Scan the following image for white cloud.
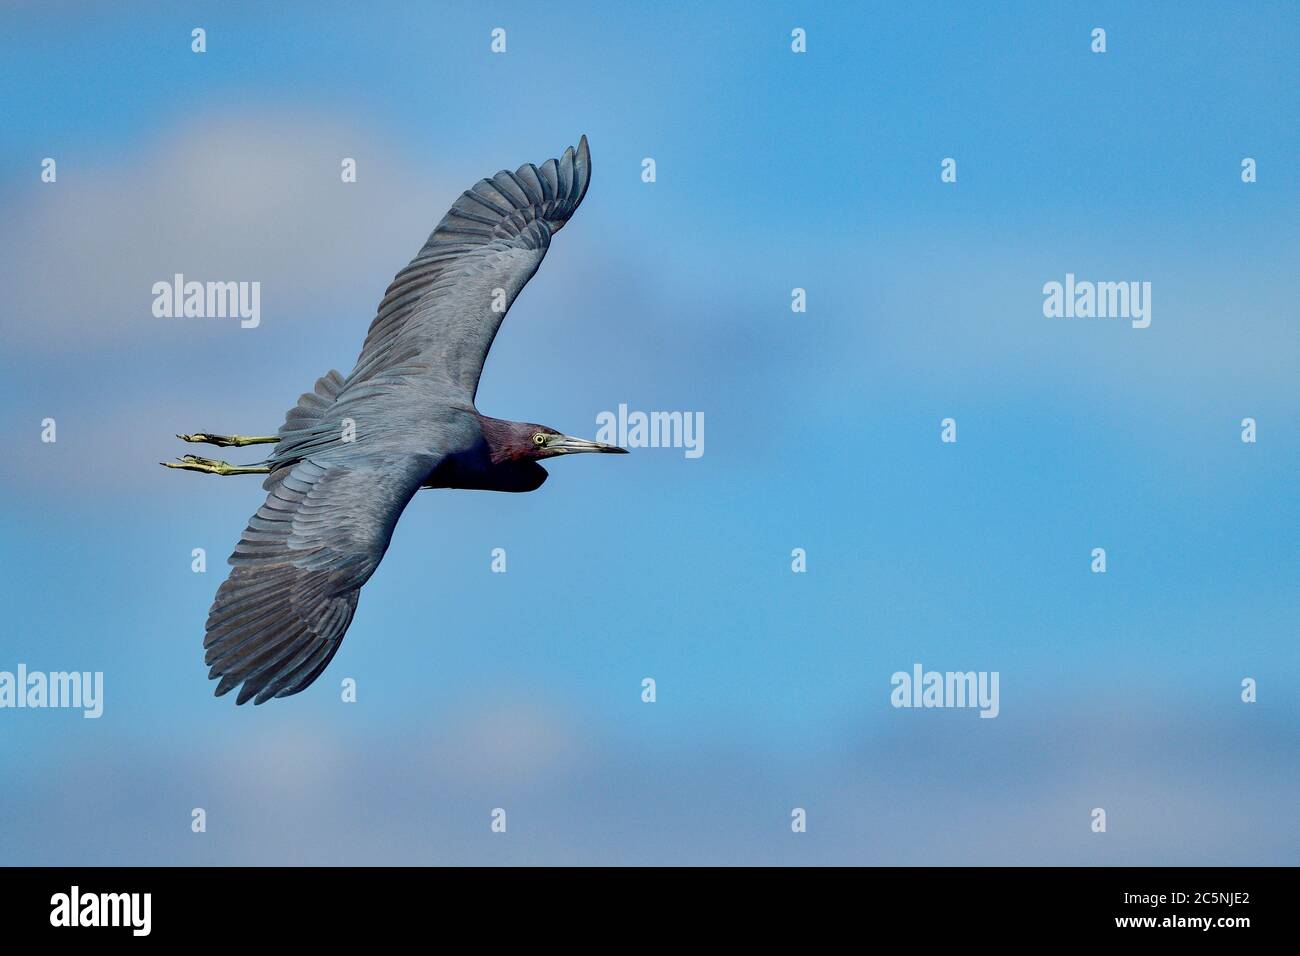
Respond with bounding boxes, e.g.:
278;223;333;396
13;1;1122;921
2;107;456;351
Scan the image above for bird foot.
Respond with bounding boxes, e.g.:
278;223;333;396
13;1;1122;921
161;455;271;476
177;432;278;447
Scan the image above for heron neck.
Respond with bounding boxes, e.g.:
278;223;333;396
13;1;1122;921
475;414;525;465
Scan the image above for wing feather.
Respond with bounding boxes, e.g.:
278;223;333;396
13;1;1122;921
203;452;438;704
267;138;590;470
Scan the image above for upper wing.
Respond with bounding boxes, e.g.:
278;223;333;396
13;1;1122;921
345;135;592;402
267;137;590;468
203;452;437;705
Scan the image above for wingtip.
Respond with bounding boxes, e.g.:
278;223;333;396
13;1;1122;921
574;135;591;200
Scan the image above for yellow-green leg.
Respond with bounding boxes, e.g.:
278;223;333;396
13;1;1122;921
177;433;278;448
160;455;271;476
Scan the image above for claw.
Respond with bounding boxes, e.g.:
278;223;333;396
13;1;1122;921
177;433;234;447
160;455;270;476
177;433;277;447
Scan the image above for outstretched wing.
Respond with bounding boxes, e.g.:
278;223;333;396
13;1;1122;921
268;137;591;469
203;452;437;705
345;134;592;402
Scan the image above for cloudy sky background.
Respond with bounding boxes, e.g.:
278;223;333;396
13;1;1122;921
1;2;1296;864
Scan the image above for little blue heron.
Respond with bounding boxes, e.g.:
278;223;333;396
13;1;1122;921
163;136;625;705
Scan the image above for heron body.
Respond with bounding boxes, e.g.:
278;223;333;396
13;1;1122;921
164;137;624;705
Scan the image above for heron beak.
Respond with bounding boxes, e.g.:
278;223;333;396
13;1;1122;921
548;435;629;455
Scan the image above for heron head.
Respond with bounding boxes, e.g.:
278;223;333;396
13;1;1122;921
522;425;629;460
479;416;628;465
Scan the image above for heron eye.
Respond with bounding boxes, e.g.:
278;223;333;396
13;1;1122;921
533;433;547;446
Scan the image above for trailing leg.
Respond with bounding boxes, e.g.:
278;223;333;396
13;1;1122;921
161;455;271;476
177;433;278;448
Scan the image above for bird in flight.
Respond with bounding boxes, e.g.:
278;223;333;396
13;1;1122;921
162;136;625;705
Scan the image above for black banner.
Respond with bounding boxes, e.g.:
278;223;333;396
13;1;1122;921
0;866;1281;940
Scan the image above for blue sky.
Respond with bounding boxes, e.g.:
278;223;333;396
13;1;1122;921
0;1;1296;864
